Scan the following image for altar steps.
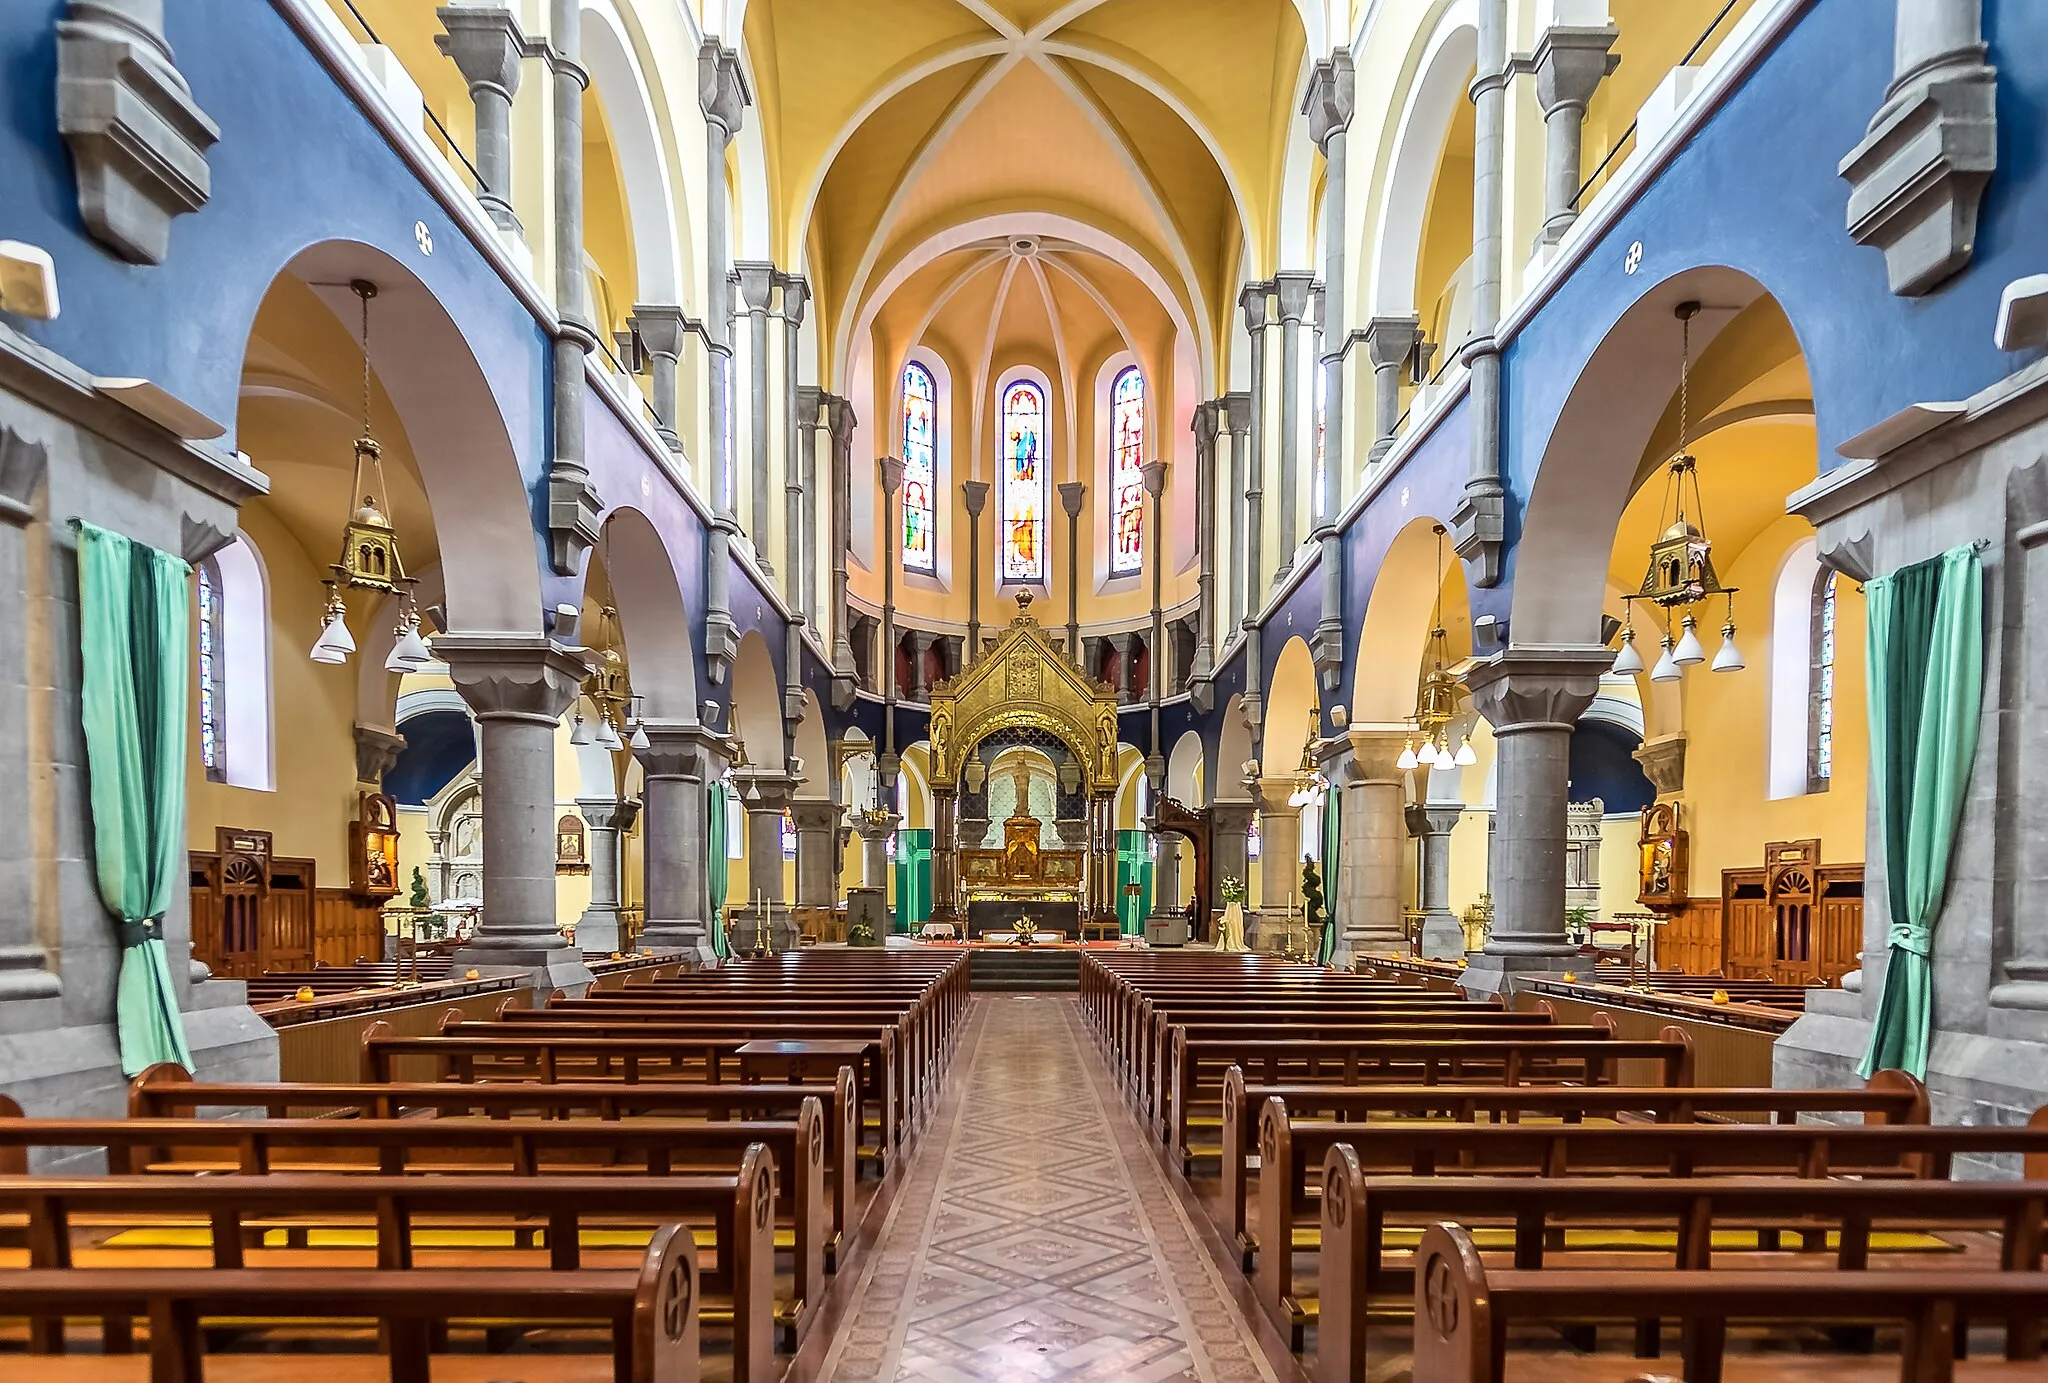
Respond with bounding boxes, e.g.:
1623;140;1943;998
969;948;1081;992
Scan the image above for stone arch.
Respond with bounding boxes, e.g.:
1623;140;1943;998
581;0;688;306
1166;730;1205;805
597;505;700;722
792;689;831;801
1350;515;1469;723
1216;692;1256;798
1367;0;1476;319
1510;266;1779;646
1261;635;1320;771
730;630;784;768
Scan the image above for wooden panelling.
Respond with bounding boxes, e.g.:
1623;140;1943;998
1518;991;1777;1090
1657;898;1723;976
275;985;530;1085
313;889;387;967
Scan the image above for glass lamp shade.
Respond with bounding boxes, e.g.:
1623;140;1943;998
596;718;625;752
1454;739;1477;767
1421;742;1445;769
629;720;652;751
386;623;433;673
1396;743;1419;771
311;613;355;664
1711;623;1745;672
1650;636;1682;683
569;714;593;746
1610;627;1644;676
1672;614;1707;665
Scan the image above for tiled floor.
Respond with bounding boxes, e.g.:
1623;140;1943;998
807;996;1295;1383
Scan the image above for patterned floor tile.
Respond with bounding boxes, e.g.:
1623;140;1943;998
811;996;1285;1383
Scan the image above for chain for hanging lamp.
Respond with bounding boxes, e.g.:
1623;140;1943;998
1399;524;1471;770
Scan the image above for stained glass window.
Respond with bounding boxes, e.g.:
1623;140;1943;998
781;809;799;859
1810;570;1838;790
901;362;936;572
1109;367;1145;575
1000;381;1045;583
197;558;225;782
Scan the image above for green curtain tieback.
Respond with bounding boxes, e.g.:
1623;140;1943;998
1885;923;1931;957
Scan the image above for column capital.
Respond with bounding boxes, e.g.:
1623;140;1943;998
435;633;585;723
353;722;408;786
734;767;799;813
1222;390;1253;434
1192;398;1221;446
1364;314;1425;369
697;39;750;135
1424;804;1465;836
879;455;904;494
852;808;901;840
1301;49;1356;152
1058;481;1086;518
1139;459;1168;498
633;720;731;780
1464;647;1612;733
1520;25;1620;115
435;6;527;93
789;798;840;830
1273;270;1317;324
734;261;777;313
962;480;990;516
824;393;857;434
1253;775;1302;815
1239;280;1274;333
795;382;824;422
1632;732;1687;797
1330;726;1411;782
628;302;690;357
778;272;810;326
575;795;641;833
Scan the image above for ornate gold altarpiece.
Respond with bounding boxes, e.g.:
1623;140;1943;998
927;594;1121;925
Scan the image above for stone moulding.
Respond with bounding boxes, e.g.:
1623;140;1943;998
1840;60;1997;297
56;3;220;265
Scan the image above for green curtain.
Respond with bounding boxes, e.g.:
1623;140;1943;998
894;829;933;930
707;781;729;959
1858;545;1983;1080
1115;829;1154;936
1317;790;1341;965
73;521;196;1077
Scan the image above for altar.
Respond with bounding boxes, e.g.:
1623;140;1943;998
966;898;1081;940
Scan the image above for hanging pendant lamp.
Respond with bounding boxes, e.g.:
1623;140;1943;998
1611;624;1644;676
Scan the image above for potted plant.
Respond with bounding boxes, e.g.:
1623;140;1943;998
1566;905;1595;947
847;921;880;948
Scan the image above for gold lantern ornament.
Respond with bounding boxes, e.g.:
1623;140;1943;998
568;602;652;753
1610;302;1745;684
1397;525;1477;771
311;281;432;672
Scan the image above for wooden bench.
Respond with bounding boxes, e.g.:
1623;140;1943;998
0;1164;777;1381
1214;1069;1933;1265
0;1220;700;1383
1115;995;1484;1099
1408;1221;2048;1383
1312;1161;2048;1379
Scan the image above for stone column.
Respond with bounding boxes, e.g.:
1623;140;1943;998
733;770;796;948
1416;804;1465;959
1223;392;1251;632
1254;777;1303;920
879;457;902;710
1841;0;1996;295
790;799;839;910
573;795;638;954
1521;16;1619;245
1271;271;1315;587
542;0;600;576
1189;401;1219;699
698;41;748;683
827;395;858;705
634;722;727;961
1147;819;1183;928
1058;482;1085;657
796;385;823;622
854;811;899;892
1210;799;1254;928
907;631;935;698
735;262;776;576
1306;53;1355;689
963;481;989;662
0;431;54;1000
1109;633;1134;703
1239;285;1271;621
930;787;959;923
1452;0;1510;587
438;633;593;993
628;304;687;451
1459;648;1610;996
435;6;526;235
1364;316;1423;467
780;274;809;599
1329;728;1411;961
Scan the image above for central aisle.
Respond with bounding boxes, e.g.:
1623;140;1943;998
809;995;1289;1383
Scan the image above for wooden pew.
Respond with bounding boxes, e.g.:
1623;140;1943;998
1406;1221;2048;1383
1117;994;1480;1098
1;1220;702;1383
1213;1068;1932;1266
0;1164;778;1382
0;1101;829;1337
1313;1161;2048;1380
1166;1030;1696;1170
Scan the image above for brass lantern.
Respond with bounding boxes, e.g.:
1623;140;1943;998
569;603;648;753
1398;525;1475;770
1612;302;1744;683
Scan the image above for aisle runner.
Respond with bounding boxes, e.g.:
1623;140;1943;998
817;995;1280;1382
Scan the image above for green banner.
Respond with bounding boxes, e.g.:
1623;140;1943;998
894;828;933;930
1115;829;1154;936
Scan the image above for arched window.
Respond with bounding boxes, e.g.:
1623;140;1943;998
196;556;226;783
900;362;937;573
1809;568;1838;793
1109;367;1145;575
1000;380;1045;583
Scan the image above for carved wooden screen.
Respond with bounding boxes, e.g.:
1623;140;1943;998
189;828;317;977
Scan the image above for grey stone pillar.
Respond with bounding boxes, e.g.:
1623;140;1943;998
574;795;638;954
880;457;902;712
1239;285;1271;621
699;41;748;684
827;395;858;705
0;432;55;1000
735;262;776;576
1211;798;1254;923
780;274;809;598
439;633;594;993
632;723;726;961
1109;634;1134;703
1364;316;1423;466
1330;729;1409;961
1223;392;1251;633
542;0;601;576
1459;648;1609;996
733;771;797;948
1271;271;1314;588
930;788;960;923
790;799;839;909
1149;819;1183;917
1188;401;1219;703
631;304;687;451
855;811;899;894
1520;21;1619;245
435;6;526;235
1059;482;1085;657
55;0;219;265
1254;778;1302;918
796;385;823;625
963;481;989;661
1841;0;1996;295
1306;53;1354;692
1418;804;1465;959
1452;0;1509;588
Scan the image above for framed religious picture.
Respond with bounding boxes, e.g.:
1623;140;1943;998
556;814;588;873
1637;801;1688;910
348;792;400;899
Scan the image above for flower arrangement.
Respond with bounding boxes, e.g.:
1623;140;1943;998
847;921;879;948
1220;876;1248;906
1012;916;1039;944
